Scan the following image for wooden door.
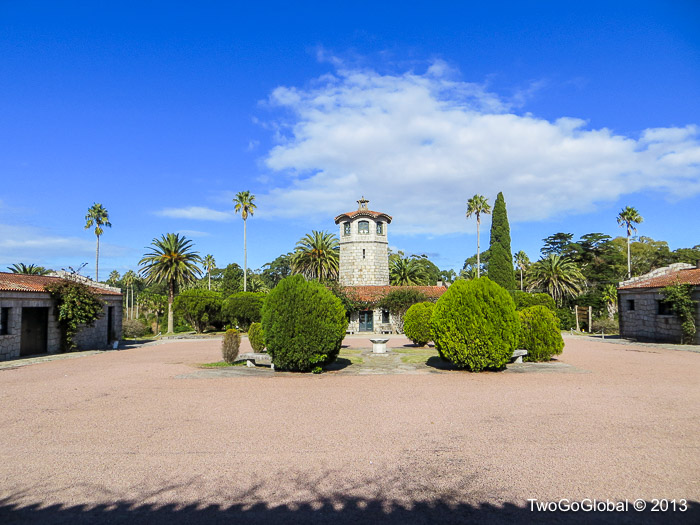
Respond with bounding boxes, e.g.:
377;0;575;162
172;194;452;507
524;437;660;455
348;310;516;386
359;310;374;332
20;307;49;356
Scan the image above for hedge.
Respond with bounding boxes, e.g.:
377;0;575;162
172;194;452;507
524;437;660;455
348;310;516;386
517;305;564;361
403;302;434;346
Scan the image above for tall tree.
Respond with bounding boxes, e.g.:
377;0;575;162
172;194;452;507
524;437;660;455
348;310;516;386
465;195;491;278
84;203;111;282
233;191;257;292
107;270;120;286
203;254;216;291
540;233;574;257
526;254;585;307
122;270;136;320
487;192;516;290
291;230;339;281
513;250;530;291
7;263;49;275
138;233;203;333
617;206;643;279
389;256;428;285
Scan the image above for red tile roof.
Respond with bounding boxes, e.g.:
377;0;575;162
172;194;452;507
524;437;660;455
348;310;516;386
334;209;393;224
0;273;122;295
618;268;700;290
343;285;447;303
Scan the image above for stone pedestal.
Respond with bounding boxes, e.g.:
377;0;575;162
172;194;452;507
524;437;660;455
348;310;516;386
370;338;389;354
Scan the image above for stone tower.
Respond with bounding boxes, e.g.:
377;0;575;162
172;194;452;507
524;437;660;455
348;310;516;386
334;197;392;286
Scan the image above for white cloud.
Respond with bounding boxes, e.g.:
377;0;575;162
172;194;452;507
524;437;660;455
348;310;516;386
176;229;212;238
155;206;233;222
257;65;700;235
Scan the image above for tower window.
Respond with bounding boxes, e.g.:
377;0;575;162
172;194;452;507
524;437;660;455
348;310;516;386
362;249;366;259
376;222;383;235
343;222;351;235
358;220;369;234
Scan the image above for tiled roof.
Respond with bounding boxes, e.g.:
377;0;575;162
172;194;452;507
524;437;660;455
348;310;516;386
618;267;700;290
343;285;447;303
0;273;122;295
334;209;393;224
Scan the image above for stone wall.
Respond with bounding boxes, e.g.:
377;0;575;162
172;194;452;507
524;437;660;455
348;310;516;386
0;291;123;361
618;288;700;344
338;217;390;286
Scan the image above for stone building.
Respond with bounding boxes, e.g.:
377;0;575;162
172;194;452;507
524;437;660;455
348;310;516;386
0;272;123;361
617;262;700;344
334;198;447;333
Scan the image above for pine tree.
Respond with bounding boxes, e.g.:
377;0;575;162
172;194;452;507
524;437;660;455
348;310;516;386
487;192;517;290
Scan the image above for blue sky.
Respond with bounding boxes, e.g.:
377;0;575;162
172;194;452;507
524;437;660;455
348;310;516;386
1;1;699;279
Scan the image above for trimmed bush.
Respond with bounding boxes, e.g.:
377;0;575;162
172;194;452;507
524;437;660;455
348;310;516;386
122;319;149;339
261;275;347;372
173;289;222;333
430;277;519;371
222;292;265;330
222;329;241;364
510;290;556;312
248;322;265;352
403;302;435;346
517;306;564;362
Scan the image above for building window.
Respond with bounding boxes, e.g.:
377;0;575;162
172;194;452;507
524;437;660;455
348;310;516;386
0;307;9;335
358;220;369;234
343;222;351;235
382;310;390;324
362;249;366;259
657;300;672;316
627;300;635;311
376;222;383;235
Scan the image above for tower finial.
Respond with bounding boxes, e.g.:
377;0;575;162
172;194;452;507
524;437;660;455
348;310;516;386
357;196;369;210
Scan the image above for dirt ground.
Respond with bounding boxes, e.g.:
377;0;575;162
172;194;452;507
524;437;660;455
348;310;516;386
0;335;698;524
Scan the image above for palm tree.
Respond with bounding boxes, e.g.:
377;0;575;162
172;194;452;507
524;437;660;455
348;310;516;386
203;254;216;290
616;206;643;279
7;263;49;275
466;195;491;278
107;270;120;286
84;203;111;282
390;257;428;285
526;254;586;307
601;283;618;320
291;230;340;281
122;270;136;320
513;251;530;291
139;233;202;333
233;191;257;292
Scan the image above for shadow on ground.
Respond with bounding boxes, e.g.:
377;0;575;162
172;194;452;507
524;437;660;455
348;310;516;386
1;496;696;524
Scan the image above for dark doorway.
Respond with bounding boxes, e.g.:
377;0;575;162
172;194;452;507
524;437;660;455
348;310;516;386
107;306;114;344
20;307;49;356
359;310;374;332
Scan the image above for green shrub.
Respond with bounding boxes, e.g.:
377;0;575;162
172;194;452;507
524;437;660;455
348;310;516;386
556;307;576;330
430;277;518;371
378;288;429;333
591;317;619;335
222;329;241;364
248;322;265;352
517;306;564;362
222;292;265;330
173;289;222;333
403;302;434;346
261;274;347;372
510;290;556;312
45;280;105;351
122;319;149;339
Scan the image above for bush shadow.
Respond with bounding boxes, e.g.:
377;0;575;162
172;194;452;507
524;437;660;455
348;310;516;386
324;357;353;371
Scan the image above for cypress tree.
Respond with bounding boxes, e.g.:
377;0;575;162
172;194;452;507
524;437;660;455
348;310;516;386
487;192;517;290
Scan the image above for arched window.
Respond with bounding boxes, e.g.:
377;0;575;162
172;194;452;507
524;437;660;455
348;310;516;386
358;220;369;234
343;222;351;235
376;222;383;235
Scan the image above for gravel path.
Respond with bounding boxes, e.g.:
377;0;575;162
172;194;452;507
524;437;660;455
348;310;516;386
0;335;698;523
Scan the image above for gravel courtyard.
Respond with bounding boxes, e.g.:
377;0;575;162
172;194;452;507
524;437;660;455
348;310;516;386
0;335;698;524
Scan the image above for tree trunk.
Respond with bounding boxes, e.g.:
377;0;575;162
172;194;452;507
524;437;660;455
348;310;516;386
208;271;211;291
243;218;247;292
95;235;100;282
167;281;174;334
520;268;523;291
626;233;631;279
476;219;480;278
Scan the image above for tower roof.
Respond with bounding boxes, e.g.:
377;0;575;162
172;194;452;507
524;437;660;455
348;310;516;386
334;197;392;224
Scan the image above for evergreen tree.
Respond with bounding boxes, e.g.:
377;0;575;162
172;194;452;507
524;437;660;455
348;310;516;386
487;192;517;290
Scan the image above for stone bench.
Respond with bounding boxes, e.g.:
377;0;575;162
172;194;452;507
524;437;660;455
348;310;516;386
370;338;389;354
511;349;528;363
238;352;274;370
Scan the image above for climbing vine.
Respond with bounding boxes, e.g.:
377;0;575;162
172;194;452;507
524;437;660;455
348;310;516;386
662;281;697;344
45;280;105;352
